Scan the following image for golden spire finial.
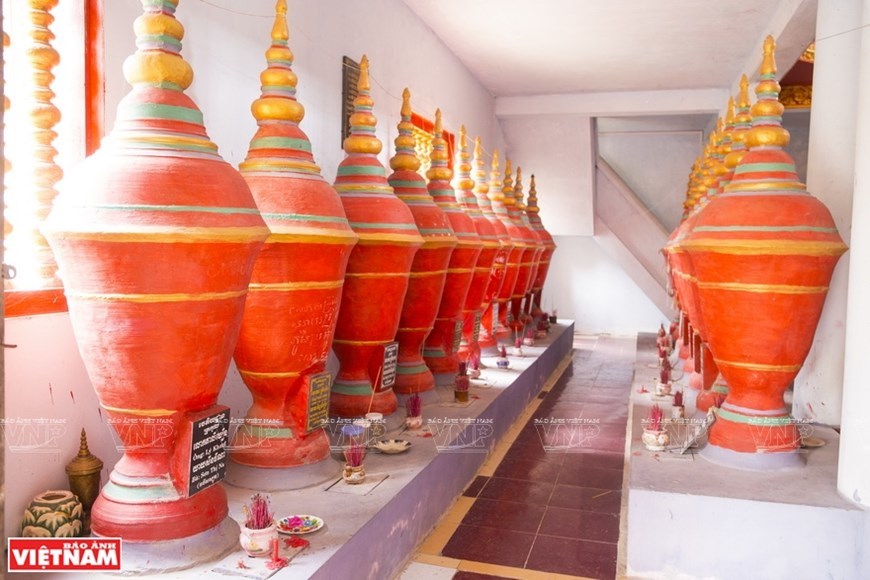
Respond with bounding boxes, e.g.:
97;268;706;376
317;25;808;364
488;149;503;201
511;166;524;209
427;108;452;182
251;0;303;124
725;97;735;127
745;36;789;149
761;35;777;77
738;74;751;110
343;54;382;155
453;125;475;193
473;137;490;198
498;158;514;204
123;0;194;90
527;174;540;214
359;54;371;92
390;87;420;171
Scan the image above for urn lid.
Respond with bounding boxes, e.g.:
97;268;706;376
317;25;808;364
334;58;423;248
239;0;356;244
427;112;479;244
388;91;457;248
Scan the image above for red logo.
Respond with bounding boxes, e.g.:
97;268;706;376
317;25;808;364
8;538;122;572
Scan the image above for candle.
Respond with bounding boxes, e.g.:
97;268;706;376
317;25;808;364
271;537;279;562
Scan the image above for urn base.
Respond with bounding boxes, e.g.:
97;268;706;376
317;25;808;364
104;516;239;574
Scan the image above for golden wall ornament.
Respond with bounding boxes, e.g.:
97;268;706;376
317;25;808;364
780;85;812;109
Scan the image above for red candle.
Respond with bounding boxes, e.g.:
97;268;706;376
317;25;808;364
271;537;279;562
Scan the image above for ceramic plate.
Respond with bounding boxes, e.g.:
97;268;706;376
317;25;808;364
277;514;324;535
801;436;826;448
375;439;411;454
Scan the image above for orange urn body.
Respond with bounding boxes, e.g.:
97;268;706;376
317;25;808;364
43;0;269;542
457;137;502;361
525;175;557;318
479;151;519;351
683;39;847;467
330;59;424;417
231;7;357;469
390;97;457;395
423;122;482;385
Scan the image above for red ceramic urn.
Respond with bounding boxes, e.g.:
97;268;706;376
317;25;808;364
43;0;269;544
423;117;482;386
506;167;542;331
391;95;457;395
330;59;424;417
479;152;521;350
683;37;847;467
231;4;357;470
524;175;556;321
456;136;501;361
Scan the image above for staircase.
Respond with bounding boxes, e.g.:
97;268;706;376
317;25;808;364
594;157;675;318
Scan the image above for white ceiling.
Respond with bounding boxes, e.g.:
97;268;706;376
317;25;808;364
400;0;809;97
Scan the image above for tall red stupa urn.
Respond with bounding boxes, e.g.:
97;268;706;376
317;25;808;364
391;95;457;395
456;135;502;362
423;115;482;386
230;1;357;476
506;167;542;332
490;159;529;340
481;152;521;348
42;0;269;566
683;37;847;469
524;175;557;320
330;60;424;417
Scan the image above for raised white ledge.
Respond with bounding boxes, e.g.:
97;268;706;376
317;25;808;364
494;88;729;118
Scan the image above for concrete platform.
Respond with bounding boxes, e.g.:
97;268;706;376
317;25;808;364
23;322;573;579
626;334;870;580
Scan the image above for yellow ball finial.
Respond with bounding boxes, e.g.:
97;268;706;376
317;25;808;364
123;0;194;90
427;109;453;182
343;54;382;155
488;149;503;201
473;137;490;198
527;174;540;214
512;166;524;209
453;125;475;192
745;36;789;149
390;87;420;171
498;158;514;204
251;0;303;125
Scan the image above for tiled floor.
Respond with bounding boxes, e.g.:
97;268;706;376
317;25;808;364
405;335;636;580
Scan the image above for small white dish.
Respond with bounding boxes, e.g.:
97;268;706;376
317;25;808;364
375;439;411;454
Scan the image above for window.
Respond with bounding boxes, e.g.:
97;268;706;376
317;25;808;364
2;0;103;316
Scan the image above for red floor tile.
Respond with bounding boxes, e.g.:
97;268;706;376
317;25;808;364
493;454;563;482
561;451;624;471
477;477;555;506
558;464;624;490
452;572;514;580
461;497;546;533
548;484;622;513
442;525;535;568
463;475;491;498
526;535;617;578
539;506;620;543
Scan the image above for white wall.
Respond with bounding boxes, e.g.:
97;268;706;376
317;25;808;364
541;235;669;336
104;0;505;175
499;115;596;236
597;131;701;233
